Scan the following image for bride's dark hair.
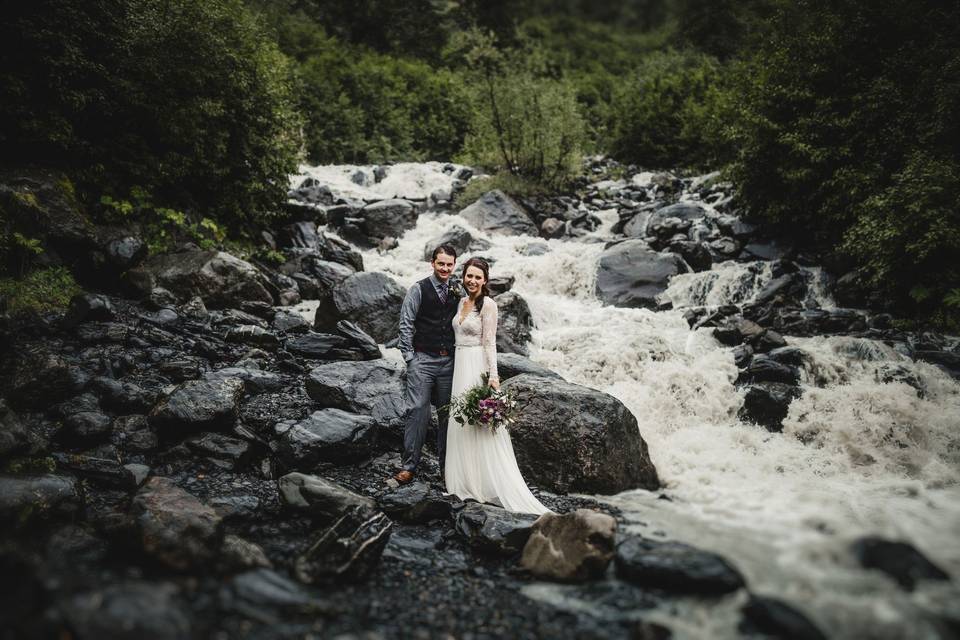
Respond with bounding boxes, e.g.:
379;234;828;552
462;257;491;313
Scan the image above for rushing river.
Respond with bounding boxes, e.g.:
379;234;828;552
297;163;960;639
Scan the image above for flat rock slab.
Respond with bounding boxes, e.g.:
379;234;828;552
377;481;454;523
277;472;376;525
615;535;746;595
595;240;689;309
458;190;538;236
305;359;405;430
274;408;377;468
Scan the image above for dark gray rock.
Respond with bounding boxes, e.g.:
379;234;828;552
644;203;709;236
851;537;950;590
112;415;158;454
305;359;406;438
361;199;418;241
736;355;801;386
315;272;404;343
459;190;538;236
0;400;41;459
503;375;659;494
149;377;244;438
225;325;280;349
488;275;515;296
276;221;319;250
615;535;746;595
742;240;794;261
52;453;136;490
377;482;453;523
90;377;158;413
60;581;191;640
495;291;535;356
766;346;808;368
277;472;376;524
8;352;89;411
668;240;712;272
874;364;925;398
205;367;286;395
294;510;393;584
61;411;113;443
497;353;563;381
455;503;538;556
521;509;617;582
219;568;336;624
130;476;223;570
285;326;379;361
738;383;803;432
0;474;80;525
127;250;273;307
105;235;148;271
274;409;376;468
422;225;492;261
62;293;116;328
739;595;827;640
595;240;689;309
185;432;255;470
335;320;382;360
271;309;311;334
219;534;273;572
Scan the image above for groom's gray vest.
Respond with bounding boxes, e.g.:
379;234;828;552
413;277;457;354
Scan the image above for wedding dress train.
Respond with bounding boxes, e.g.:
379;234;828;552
444;297;551;516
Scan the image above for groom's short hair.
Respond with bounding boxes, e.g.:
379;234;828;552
431;245;457;262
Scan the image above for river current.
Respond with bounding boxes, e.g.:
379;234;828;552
295;163;960;639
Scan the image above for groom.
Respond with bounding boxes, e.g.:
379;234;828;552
391;245;459;485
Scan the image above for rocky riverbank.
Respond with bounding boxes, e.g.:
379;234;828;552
1;160;955;639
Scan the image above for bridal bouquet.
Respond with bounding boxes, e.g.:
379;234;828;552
447;373;519;432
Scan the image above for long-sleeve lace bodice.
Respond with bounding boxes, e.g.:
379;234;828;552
453;297;499;381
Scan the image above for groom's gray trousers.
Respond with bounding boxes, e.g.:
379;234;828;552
402;351;454;473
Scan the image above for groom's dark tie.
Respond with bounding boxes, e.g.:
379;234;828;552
437;282;448;304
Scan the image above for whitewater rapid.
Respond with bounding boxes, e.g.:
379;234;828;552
305;165;960;639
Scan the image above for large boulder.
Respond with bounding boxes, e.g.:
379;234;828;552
422;225;492;261
495;291;535;356
458;190;538;236
377;482;453;524
314;272;404;343
615;535;746;595
497;353;563;381
127;250;274;307
851;537;950;590
644;202;710;236
501;375;659;494
304;359;406;441
294;510;393;584
520;509;617;582
149;377;244;439
738;383;802;433
274;409;377;468
360;199;418;241
130;476;223;570
595;240;689;309
0;474;81;526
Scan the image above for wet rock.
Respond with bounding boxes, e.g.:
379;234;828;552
851;536;950;590
219;568;336;623
377;482;453;523
742;240;794;261
272;309;311;333
739;595;826;640
105;235;148;271
732;344;754;369
0;400;41;458
149;377;244;438
455;503;538;556
0;474;80;525
335;320;382;360
59;581;191;640
753;273;807;307
915;350;960;379
459;190;538;236
644;202;709;236
130;476;223;570
736;355;801;386
60;411;113;444
220;534;273;572
713;317;765;347
277;472;377;524
52;453;136;490
90;377;157;413
497;353;563;381
62;293;116;328
595;240;689;309
8;352;89;411
128;250;273;307
874;364;925;398
502;375;659;494
111;415;158;454
294;510;393;583
205;367;286;395
185;432;254;470
274;409;377;468
668;240;712;272
541;217;565;239
305;359;405;441
54;392;101;418
519;242;550;256
315;272;405;343
487;275;515;296
615;535;746;595
753;329;787;353
225;325;280;349
521;509;617;582
276;221;320;250
285;329;378;361
495;291;535;356
360;199;418;242
765;346;807;368
738;383;802;432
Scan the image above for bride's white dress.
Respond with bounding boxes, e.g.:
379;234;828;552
444;296;551;515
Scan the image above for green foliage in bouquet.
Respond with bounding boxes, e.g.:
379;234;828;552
445;373;520;432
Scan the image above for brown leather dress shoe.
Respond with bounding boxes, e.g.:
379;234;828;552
392;470;414;485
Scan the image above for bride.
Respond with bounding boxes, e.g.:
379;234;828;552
444;257;552;516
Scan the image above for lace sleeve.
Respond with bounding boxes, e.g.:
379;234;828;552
480;298;499;381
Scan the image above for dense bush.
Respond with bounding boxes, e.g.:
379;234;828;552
0;267;82;315
725;0;960;321
0;0;302;227
608;50;727;169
